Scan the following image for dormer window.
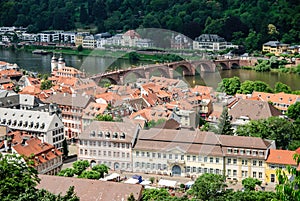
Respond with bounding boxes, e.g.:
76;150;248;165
227;148;232;154
40;123;45;129
12;120;17;126
29;122;34;128
7;120;11;125
34;122;39;129
18;121;23;127
105;132;110;138
113;132;118;139
120;133;125;139
98;131;103;137
234;149;238;154
23;121;28;127
90;131;96;137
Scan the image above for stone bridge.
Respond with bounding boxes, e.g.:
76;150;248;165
89;59;246;85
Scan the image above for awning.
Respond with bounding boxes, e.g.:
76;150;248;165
124;178;139;184
100;173;120;181
185;181;195;187
158;179;177;188
140;180;152;186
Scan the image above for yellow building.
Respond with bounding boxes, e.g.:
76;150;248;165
262;41;289;56
265;149;300;184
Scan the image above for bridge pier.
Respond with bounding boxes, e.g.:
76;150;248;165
168;68;173;79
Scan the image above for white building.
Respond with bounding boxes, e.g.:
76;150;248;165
78;121;141;171
0;107;64;150
193;34;237;52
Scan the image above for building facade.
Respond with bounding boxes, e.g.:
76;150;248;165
78;121;141;171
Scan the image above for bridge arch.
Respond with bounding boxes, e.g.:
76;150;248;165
194;62;213;75
172;63;194;77
218;62;229;70
122;71;146;84
147;66;170;78
230;62;240;69
97;77;118;86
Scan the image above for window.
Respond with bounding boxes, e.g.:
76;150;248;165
187;155;190;161
227;158;231;164
215;169;220;174
169;154;172;159
246;150;251;155
233;170;237;176
259;172;263;178
152;153;156;158
193;156;196;161
193;167;197;173
147;152;150;157
141;152;145;157
259;161;263;167
210;157;213;163
181;155;184;160
158;153;161;158
227;169;231;176
259;151;264;156
197;167;202;173
240;149;245;155
242;171;248;177
234;149;238;154
216;158;220;163
227;148;232;153
252;150;258;156
186;166;191;173
233;159;237;165
242;159;248;166
253;160;257;166
210;168;214;174
198;156;202;162
204;157;208;162
98;131;103;137
163;154;166;159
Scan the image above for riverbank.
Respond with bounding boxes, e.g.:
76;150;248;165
240;65;300;75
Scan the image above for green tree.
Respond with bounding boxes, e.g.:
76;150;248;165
215;107;234;135
255;60;271;72
92;164;109;178
72;160;90;176
236;117;296;149
78;170;101;180
190;173;227;201
217;77;241;95
242;178;262;191
142;188;170;201
77;44;83;52
40;80;53;90
0;153;79;201
57;168;74;177
287;102;300;121
0;153;39;199
274;82;292;93
276;153;300;201
128;52;140;61
95;114;114;121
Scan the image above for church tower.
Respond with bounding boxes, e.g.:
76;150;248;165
51;53;58;72
57;54;66;69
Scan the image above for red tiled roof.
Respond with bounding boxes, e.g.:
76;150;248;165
266;149;299;166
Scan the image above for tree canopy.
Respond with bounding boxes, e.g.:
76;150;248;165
0;153;79;201
236;116;300;150
1;0;300;52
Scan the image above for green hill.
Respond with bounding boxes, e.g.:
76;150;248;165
1;0;299;51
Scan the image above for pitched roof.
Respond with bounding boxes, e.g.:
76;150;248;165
252;91;299;111
82;102;107;120
218;135;272;150
44;92;94;108
266;149;299;166
229;99;282;121
13;138;62;166
37;175;143;201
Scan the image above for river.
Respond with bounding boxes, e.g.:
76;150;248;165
0;49;299;90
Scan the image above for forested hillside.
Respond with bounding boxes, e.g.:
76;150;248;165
1;0;300;51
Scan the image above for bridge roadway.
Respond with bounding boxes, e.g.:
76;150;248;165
89;58;247;85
